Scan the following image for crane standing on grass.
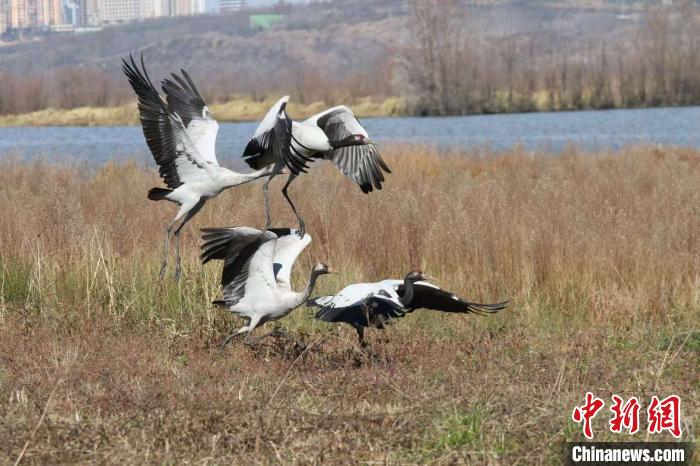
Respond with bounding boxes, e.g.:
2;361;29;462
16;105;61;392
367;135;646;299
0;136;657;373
242;96;391;237
123;54;275;280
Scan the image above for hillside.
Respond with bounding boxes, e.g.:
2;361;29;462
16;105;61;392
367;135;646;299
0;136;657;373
3;0;696;120
0;1;631;82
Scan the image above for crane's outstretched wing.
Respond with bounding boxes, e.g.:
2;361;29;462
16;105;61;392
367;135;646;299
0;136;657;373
242;96;310;174
270;228;312;290
313;293;405;329
310;282;405;327
394;282;508;316
242;96;288;169
201;227;265;264
161;69;220;167
200;227;278;306
306;106;391;193
122;54;217;188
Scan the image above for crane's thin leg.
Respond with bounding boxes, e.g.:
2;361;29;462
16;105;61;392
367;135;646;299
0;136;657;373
356;326;368;348
159;219;178;279
255;326;287;342
281;173;303;237
220;325;250;350
242;316;263;348
172;199;206;281
262;173;276;232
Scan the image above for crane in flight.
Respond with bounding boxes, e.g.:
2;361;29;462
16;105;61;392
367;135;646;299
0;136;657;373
242;97;391;237
123;54;275;280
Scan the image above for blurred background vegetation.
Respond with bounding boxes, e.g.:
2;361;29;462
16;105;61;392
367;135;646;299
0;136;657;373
3;0;700;120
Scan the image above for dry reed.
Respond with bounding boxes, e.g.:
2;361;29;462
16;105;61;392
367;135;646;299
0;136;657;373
0;145;697;464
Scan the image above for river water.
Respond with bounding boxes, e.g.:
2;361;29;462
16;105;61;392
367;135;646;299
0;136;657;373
1;106;698;167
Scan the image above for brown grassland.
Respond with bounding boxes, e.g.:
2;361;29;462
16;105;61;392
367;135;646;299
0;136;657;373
0;146;698;464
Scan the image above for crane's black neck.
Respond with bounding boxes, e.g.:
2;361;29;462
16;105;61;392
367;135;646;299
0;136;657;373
399;274;416;307
302;269;321;303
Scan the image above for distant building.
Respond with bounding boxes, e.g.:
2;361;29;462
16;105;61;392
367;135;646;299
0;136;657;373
97;0;139;23
219;0;244;13
0;0;11;33
0;0;239;35
2;0;63;29
191;0;205;14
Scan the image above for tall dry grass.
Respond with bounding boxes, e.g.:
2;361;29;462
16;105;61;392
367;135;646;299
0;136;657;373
1;145;698;330
0;146;697;463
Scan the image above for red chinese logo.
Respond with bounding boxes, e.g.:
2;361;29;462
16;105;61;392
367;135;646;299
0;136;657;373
572;393;683;439
609;395;640;434
572;392;605;439
647;395;682;438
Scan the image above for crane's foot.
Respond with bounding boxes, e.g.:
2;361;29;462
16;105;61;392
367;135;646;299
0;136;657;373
173;266;182;282
360;342;379;359
270;326;287;338
158;261;167;280
219;333;241;351
292;338;307;352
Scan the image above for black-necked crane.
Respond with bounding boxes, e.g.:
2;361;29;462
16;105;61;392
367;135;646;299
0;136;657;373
122;55;275;280
200;226;335;348
242;97;391;237
309;270;508;347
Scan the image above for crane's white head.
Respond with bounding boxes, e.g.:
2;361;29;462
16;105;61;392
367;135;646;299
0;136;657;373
313;263;336;275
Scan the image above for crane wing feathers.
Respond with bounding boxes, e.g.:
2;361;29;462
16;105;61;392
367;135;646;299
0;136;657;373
397;283;508;315
243;97;311;174
220;239;265;304
200;227;265;264
275;110;311;175
314;296;405;329
161;70;219;167
200;227;278;306
243;239;279;299
311;281;404;327
272;231;311;289
161;71;206;126
123;54;217;187
312;106;391;193
122;54;181;189
242;96;289;169
307;295;334;308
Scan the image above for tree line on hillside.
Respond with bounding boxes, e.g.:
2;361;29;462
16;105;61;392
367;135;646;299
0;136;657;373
1;1;700;117
402;0;700;115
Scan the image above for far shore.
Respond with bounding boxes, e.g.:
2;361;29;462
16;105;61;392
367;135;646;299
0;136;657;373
3;96;699;128
0;96;408;127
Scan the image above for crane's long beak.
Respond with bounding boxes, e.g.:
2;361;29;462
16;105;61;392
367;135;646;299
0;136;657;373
367;139;378;146
327;267;339;274
422;274;437;282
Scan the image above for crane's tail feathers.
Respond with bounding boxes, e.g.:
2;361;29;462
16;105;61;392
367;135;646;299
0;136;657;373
313;306;335;321
147;187;173;201
242;152;276;170
466;300;509;316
